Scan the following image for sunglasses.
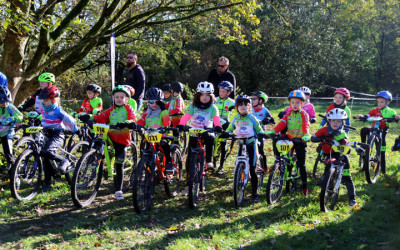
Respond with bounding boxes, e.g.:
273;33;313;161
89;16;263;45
218;65;226;68
250;97;258;100
126;56;135;59
148;100;156;104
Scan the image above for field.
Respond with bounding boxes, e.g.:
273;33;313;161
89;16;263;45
0;102;400;249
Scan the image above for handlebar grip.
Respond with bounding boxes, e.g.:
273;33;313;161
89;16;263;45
344;125;356;130
318;114;326;119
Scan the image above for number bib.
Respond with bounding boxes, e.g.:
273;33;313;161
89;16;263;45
25;126;43;133
145;133;163;143
189;128;207;137
332;145;351;154
93;124;110;135
276;140;294;153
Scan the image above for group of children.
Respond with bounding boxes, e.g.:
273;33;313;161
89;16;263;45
1;69;400;205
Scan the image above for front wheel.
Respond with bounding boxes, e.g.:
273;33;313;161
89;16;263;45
132;159;155;213
71;149;103;208
165;145;183;197
233;162;246;207
365;135;381;184
122;142;138;192
266;162;285;204
65;141;90;185
10;149;43;201
188;153;203;209
320;167;340;212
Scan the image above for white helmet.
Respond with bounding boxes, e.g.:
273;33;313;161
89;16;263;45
197;81;214;94
327;108;348;120
298;86;311;95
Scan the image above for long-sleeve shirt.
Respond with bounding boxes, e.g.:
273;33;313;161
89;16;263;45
313;126;348;154
42;105;78;132
126;64;146;101
273;109;310;139
226;114;264;138
169;95;184;127
76;97;103;115
283;102;316;119
0;104;23;138
365;106;397;129
137;109;170;128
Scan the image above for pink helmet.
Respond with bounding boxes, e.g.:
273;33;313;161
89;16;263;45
334;87;350;99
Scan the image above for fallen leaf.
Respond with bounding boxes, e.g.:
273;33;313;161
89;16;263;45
94;242;102;247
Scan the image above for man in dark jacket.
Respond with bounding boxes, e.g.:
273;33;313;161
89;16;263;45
125;52;146;111
207;56;236;98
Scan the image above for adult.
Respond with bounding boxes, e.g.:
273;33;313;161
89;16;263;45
207;56;236;98
125;52;146;111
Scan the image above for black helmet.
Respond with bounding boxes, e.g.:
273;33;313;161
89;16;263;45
145;87;164;100
161;84;171;92
86;84;102;94
235;95;251;105
0;86;12;104
171;82;184;93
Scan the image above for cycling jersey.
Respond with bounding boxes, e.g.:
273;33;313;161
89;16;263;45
127;98;137;112
41;104;78;132
0;104;23;138
274;109;310;139
366;106;397;129
184;103;219;129
226;114;263;138
215;97;235;122
77;97;103;115
137;109;170;128
314;126;348;154
20;89;44;113
93;104;136;146
252;105;272;122
169;95;184;127
284;102;316;119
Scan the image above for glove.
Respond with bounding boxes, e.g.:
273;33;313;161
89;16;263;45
214;126;222;133
116;122;129;129
278;111;286;119
265;131;274;135
220;131;230;138
302;134;311;142
176;125;185;132
128;122;137;130
310;118;317;124
18;106;24;112
156;101;166;111
78;114;91;123
262;117;274;125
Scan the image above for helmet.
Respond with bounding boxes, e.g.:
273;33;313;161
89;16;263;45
38;85;60;99
0;72;8;87
196;81;214;94
235;95;251;105
327;108;348;120
123;85;135;97
288;90;305;101
145;87;164;100
161;83;171;92
0;86;12;104
298;86;311;95
112;85;131;99
38;72;55;84
251;91;268;103
171;82;184;93
86;84;102;94
218;81;234;92
375;90;392;101
334;88;350;99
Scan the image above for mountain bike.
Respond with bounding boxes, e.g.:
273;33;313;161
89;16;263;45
132;126;182;213
213;131;235;173
70;122;138;208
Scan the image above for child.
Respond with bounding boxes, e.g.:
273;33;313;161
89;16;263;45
177;81;222;170
79;85;136;200
0;71;8;87
19;72;56;114
136;88;174;174
266;90;310;196
215;81;235;173
222;95;265;202
123;85;137;112
355;91;400;174
311;108;357;207
279;86;316;123
75;84;103;115
39;86;78;192
319;88;351;133
169;82;185;127
161;83;172;110
0;86;23;169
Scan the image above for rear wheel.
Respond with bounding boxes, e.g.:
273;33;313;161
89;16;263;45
10;149;42;201
285;163;298;194
266;162;285;204
132;159;155;213
233;162;246;207
165;145;183;197
122;142;138;192
65;141;90;185
320;167;340;212
365;135;381;184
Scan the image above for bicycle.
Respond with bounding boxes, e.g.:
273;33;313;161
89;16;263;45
354;116;398;184
213;130;235;173
70;122;138;208
9;126;89;201
265;134;301;204
132;126;182;213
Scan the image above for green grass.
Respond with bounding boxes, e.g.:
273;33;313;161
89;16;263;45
1;103;400;249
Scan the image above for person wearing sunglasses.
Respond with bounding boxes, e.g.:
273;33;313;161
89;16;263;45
125;52;145;112
207;56;236;98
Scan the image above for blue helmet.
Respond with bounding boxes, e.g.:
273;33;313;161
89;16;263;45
288;90;305;101
0;86;12;104
235;95;251;105
376;91;392;102
0;72;7;87
218;81;234;92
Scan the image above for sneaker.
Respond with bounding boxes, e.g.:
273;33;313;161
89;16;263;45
42;182;52;193
164;162;175;175
217;167;224;175
349;199;357;207
302;189;309;197
392;137;400;151
207;162;214;171
251;194;260;203
115;190;124;200
57;159;71;173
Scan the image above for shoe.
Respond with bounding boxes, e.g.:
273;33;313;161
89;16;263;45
217;167;224;175
115;190;124;200
42;182;52;193
392;138;400;151
349;199;357;207
207;162;214;171
164;162;175;175
251;194;260;203
57;159;71;173
302;189;309;197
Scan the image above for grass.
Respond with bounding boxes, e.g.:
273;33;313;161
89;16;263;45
0;103;400;249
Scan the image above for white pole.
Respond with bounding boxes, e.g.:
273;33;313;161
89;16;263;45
110;32;116;105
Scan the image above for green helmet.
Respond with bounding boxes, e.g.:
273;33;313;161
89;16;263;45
112;85;131;98
251;91;268;103
38;72;55;83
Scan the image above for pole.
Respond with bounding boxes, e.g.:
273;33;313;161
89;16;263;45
110;32;116;105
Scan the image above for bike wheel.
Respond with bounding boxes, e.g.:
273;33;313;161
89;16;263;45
320;168;340;211
65;141;90;186
132;159;155;213
188;153;202;208
285;163;298;194
122;142;138;192
10;149;43;201
71;149;103;208
266;162;285;204
13;136;35;156
165;145;183;197
66;134;81;151
312;150;325;179
256;155;267;193
180;132;188;155
233;162;246;207
365;135;381;184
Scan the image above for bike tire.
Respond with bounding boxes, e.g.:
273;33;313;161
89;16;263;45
165;145;183;197
71;149;103;208
132;159;155;213
257;155;267;193
233;162;246;207
65;141;90;186
312;150;325;179
122;141;138;192
188;152;202;209
266;162;285;204
320;167;340;212
285;162;298;194
365;135;381;184
10;149;43;201
13;136;35;156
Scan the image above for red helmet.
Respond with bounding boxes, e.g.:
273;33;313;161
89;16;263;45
38;85;60;99
334;87;350;99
